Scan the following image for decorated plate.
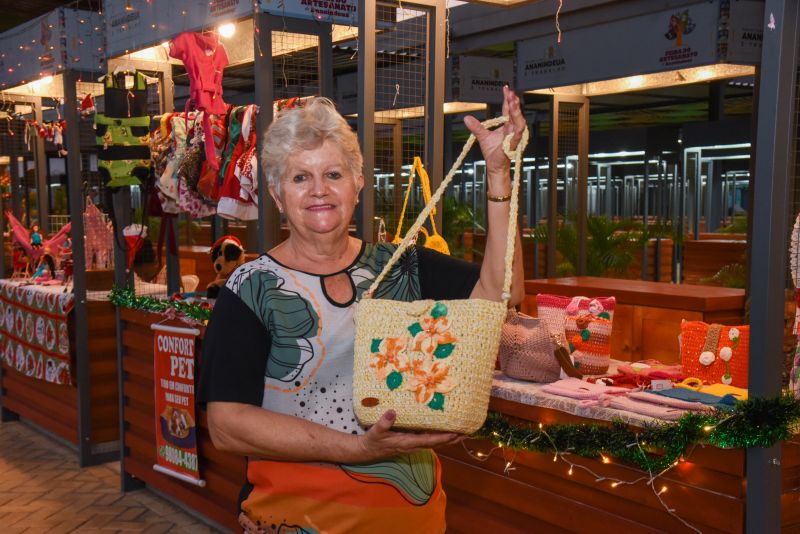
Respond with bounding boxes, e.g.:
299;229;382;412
45;321;56;351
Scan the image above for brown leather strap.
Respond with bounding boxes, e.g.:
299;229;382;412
554;345;583;378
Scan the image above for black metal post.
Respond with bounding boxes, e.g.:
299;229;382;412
63;70;92;466
357;0;377;241
747;1;799;532
32;98;48;230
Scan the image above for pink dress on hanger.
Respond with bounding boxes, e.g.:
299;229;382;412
169;32;229;170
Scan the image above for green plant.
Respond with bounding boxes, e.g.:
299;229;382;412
719;215;748;234
700;262;746;288
441;196;483;258
530;216;650;277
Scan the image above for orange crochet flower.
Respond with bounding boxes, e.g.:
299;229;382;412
369;337;409;380
405;358;456;404
412;316;456;355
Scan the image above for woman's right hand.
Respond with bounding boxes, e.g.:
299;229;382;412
352;410;463;463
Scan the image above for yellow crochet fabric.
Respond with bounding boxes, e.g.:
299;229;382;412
675;378;748;400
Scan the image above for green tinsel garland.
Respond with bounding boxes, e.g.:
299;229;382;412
109;286;212;323
474;394;800;472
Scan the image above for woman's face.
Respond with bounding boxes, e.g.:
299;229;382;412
272;139;363;236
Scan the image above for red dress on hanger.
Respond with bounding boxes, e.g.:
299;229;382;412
169;32;229;170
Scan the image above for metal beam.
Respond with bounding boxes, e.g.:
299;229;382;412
32;99;47;229
426;1;445;234
577;97;588;276
547;97;558;277
357;0;377;241
63;70;92;466
747;1;800;532
255;12;278;253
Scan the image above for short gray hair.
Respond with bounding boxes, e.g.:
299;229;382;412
261;97;363;194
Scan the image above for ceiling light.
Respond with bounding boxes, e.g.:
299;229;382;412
218;23;236;39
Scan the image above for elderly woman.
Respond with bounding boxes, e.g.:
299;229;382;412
199;87;526;533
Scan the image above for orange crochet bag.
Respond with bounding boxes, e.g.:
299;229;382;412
680;321;749;388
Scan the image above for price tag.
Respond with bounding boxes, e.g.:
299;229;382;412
124;75;134;89
650;380;673;391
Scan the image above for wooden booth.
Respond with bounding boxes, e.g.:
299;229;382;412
0;7;120;466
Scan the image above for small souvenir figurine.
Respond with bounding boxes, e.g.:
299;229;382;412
59;234;72;260
206;235;245;299
30;224;42;249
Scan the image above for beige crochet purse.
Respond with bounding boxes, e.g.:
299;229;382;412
353;116;528;434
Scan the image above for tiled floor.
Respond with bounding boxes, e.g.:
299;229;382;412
0;419;224;533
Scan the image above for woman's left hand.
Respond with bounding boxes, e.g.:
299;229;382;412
463;86;527;196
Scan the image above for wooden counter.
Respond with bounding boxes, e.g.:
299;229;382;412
118;308;800;533
119;308;244;532
439;395;800;533
522;277;746;363
1;299;119;451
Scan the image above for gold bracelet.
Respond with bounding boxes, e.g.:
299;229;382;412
487;193;512;203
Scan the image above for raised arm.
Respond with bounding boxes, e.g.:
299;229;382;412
464;86;526;306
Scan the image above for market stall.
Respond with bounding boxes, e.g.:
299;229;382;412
0;6;120;466
103;0;800;532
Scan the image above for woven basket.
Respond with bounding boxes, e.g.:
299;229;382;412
354;116;528;434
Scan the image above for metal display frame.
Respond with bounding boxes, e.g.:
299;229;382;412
357;0;446;241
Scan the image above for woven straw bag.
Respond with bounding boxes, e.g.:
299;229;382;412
354;116;528;434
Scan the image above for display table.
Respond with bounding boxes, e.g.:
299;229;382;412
117;306;800;533
439;371;800;533
522;277;746;363
0;280;119;448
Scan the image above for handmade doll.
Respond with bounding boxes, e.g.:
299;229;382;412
30;224;42;249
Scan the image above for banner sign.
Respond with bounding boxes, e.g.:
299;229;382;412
104;0;253;58
259;0;358;25
517;1;722;91
152;323;205;487
723;0;764;65
454;55;514;104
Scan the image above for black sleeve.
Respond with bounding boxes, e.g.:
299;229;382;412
197;285;269;406
417;246;481;300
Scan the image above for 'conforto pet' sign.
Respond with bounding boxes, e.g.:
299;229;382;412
151;323;205;487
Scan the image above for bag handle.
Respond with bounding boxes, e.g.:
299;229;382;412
392;156;437;244
366;116;528;303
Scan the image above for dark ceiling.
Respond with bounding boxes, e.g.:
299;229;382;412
0;1;100;32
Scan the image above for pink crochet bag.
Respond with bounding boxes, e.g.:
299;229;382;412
498;310;582;382
536;294;616;374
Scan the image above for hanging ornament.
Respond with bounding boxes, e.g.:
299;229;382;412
80;93;96;117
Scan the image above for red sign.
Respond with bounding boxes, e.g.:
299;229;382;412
151;324;204;486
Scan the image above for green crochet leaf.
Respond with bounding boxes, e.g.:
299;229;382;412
598;311;611;320
431;302;448;319
580;329;591;341
408;322;423;337
371;338;382;353
434;343;455;359
428;392;445;411
387;371;403;391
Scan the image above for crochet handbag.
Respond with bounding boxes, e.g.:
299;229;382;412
498;309;582;383
536;294;616;374
392;156;450;255
354;116;527;434
680;321;749;388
